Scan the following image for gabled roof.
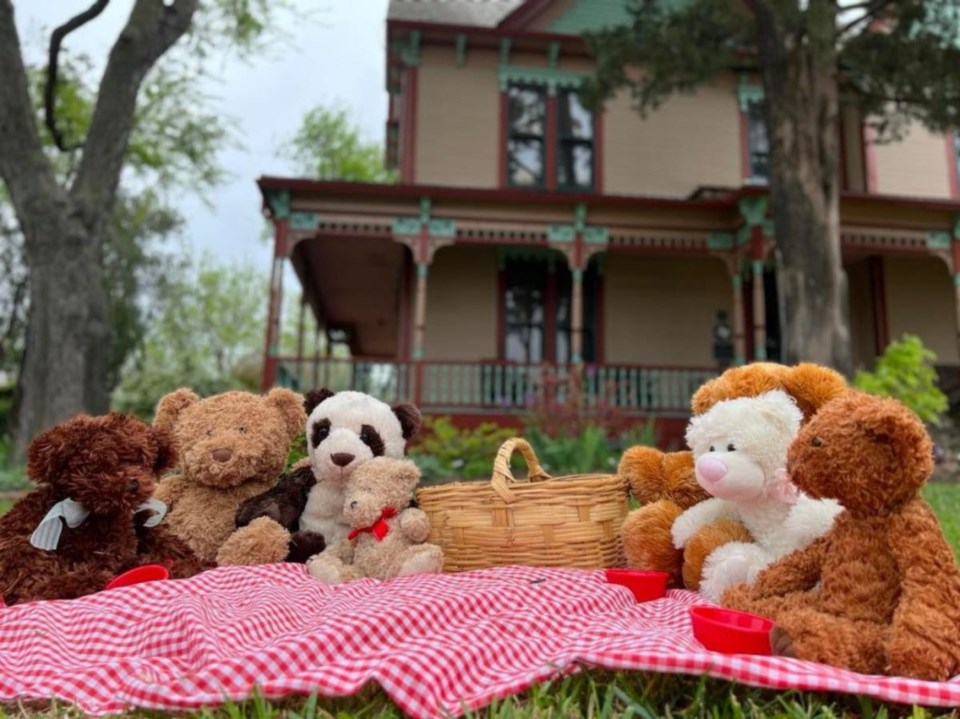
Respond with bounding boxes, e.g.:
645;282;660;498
387;0;525;28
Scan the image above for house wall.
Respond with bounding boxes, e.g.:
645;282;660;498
884;255;958;362
873;122;953;198
423;244;499;359
603;254;731;365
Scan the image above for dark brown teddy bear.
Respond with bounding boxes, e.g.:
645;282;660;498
0;413;204;605
723;392;960;681
152;387;306;566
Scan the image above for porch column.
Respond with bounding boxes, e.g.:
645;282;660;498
953;218;960;357
412;262;429;360
571;267;584;363
732;272;746;366
261;214;289;391
295;293;306;364
739;196;769;362
751;252;767;361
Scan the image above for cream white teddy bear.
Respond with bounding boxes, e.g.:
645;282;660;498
671;389;842;602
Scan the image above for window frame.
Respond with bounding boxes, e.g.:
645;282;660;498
505;83;549;190
555;88;596;192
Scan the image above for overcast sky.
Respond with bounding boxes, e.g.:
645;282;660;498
14;0;391;272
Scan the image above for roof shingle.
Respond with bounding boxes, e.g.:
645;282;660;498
388;0;526;28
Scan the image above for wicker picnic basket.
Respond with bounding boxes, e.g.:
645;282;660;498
415;437;630;572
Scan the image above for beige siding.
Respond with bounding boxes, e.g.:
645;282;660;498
415;47;500;187
845;259;877;369
604;79;741;197
604;255;731;365
423;245;498;360
873;123;952;198
884;256;958;363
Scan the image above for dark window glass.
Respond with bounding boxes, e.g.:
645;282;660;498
507;85;547;187
557;90;594;190
746;99;769;183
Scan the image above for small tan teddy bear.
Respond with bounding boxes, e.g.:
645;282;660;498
307;457;443;584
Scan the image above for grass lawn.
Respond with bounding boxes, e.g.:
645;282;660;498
0;486;959;717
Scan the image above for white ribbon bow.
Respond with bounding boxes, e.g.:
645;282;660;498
29;497;169;551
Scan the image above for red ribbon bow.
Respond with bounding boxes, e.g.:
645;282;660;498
348;507;398;542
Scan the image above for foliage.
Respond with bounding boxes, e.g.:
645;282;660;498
409;417;517;483
280;104;396;183
524;425;618;475
111;255;266;420
523;370;627;439
286;432;308;472
0;435;26;493
853;335;948;425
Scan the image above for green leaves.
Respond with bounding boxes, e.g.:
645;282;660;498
280;104;396;183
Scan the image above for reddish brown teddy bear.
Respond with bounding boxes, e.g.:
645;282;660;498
0;413;204;605
723;392;960;681
618;362;848;589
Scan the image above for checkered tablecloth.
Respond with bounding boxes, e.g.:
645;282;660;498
0;564;958;717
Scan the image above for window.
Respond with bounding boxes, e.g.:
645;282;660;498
505;83;595;191
507;85;547;188
557;90;594;190
746;99;769;184
954;130;960;188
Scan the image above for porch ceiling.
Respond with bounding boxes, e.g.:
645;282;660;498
292;236;406;358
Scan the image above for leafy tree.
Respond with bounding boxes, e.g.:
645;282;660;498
854;335;948;425
112;255;266;419
0;0;293;459
281;104;396;182
584;0;960;375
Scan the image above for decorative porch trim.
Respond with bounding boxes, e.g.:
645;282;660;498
841;227;931;252
455;34;468;66
498;65;586;95
737;74;764;112
928;231;952;251
608;229;710;253
708;232;734;250
393;197;457;265
396;30;421;67
266;189;290;219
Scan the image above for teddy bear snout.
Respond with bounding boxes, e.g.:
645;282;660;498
697;455;728;485
211;448;233;463
331;453;355;468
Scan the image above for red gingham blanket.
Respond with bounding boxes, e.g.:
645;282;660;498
0;564;958;717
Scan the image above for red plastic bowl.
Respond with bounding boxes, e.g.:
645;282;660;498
105;564;170;591
690;606;774;655
604;569;670;602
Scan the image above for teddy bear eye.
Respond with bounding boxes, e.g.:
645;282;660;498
708;445;715;452
238;427;247;434
205;429;213;437
726;443;736;452
812;437;823;447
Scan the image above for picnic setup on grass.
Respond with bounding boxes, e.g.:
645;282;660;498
2;361;960;717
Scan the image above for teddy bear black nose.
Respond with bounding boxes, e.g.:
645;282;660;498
331;452;355;467
350;500;358;509
211;448;233;463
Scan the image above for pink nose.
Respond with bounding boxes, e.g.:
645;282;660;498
697;455;728;484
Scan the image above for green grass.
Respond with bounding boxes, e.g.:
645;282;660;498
1;485;960;717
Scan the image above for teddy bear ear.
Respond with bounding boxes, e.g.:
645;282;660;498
780;363;848;420
153;388;200;432
691;364;784;415
753;389;803;434
149;426;179;474
392;403;422;440
266;388;308;439
26;416;87;484
304;388;336;416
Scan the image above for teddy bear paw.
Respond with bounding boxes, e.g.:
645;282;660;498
307;557;345;585
770;625;796;658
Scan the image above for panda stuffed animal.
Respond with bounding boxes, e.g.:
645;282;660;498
215;388;422;566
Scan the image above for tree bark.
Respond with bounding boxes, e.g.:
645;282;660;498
754;0;853;376
0;0;198;460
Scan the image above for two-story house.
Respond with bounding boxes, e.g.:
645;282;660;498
257;0;960;444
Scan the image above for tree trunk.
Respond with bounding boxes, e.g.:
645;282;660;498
754;0;853;376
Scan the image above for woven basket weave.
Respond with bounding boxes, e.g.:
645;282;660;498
415;437;629;572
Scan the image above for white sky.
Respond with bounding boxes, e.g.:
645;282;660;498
13;0;391;271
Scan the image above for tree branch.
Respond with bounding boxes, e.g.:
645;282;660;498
0;0;61;234
45;0;111;153
70;0;199;230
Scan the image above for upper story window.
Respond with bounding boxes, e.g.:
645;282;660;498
507;85;547;188
745;99;770;184
506;82;595;191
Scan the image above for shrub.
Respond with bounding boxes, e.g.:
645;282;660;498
853;335;948;425
523;369;626;438
409;416;517;484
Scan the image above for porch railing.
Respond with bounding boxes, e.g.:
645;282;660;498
275;358;718;415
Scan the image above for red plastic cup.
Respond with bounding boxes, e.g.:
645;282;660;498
604;569;670;602
690;605;774;655
105;564;170;591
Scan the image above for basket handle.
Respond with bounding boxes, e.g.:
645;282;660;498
490;438;552;504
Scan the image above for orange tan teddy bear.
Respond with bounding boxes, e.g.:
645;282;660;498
619;363;847;588
307;456;443;584
152;388;306;566
722;392;960;681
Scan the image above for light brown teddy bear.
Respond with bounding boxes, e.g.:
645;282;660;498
152;387;306;565
307;457;443;584
722;392;960;681
619;363;847;589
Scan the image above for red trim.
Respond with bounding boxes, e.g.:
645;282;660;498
388;19;586;47
261;218;289;391
594;265;605;364
869;256;890;353
498;0;555;29
862;123;879;194
401;66;418;184
545;94;558;191
496;262;506;360
498;91;508;188
947;133;959;200
593;109;604;194
258;177;960;214
750;223;765;261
